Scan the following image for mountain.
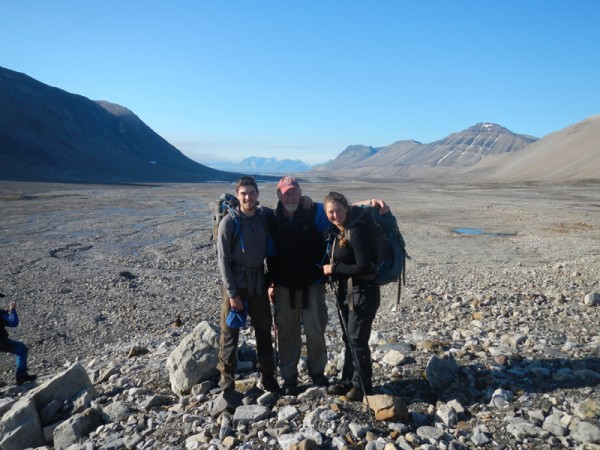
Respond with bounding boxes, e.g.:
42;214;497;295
207;156;310;174
463;115;600;183
317;145;383;171
311;123;537;178
0;66;237;183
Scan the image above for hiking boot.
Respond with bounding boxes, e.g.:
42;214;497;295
282;382;301;396
218;373;235;391
16;373;37;386
326;382;352;396
310;373;330;387
261;373;281;394
345;386;364;402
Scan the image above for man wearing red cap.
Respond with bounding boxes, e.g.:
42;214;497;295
266;177;331;395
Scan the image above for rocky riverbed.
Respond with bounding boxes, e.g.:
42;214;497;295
0;180;599;449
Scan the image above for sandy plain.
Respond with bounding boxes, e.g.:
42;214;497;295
0;180;599;379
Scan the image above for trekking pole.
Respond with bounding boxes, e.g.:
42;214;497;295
271;301;279;383
328;278;375;422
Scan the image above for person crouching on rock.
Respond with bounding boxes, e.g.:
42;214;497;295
0;295;37;385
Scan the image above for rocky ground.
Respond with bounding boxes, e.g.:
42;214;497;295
0;180;599;449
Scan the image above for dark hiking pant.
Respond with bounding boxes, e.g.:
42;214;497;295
218;285;275;377
337;280;380;393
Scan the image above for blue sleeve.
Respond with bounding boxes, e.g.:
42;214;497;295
266;233;276;257
2;309;19;327
314;203;330;234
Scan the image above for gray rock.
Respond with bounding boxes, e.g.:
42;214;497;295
506;417;549;440
166;321;220;395
257;391;278;407
303;406;330;428
278;405;299;421
365;437;387;450
0;398;45;450
102;401;130;423
349;422;371;438
416;425;444;441
211;390;243;418
191;380;213;396
542;413;566;437
53;407;105;450
277;433;307;450
31;363;96;410
574;398;600;419
0;397;16;417
488;388;514;409
425;354;459;392
569;417;600;444
39;399;65;426
232;404;269;427
435;403;458;427
583;292;600;306
382;350;406;366
471;427;490;446
139;394;173;411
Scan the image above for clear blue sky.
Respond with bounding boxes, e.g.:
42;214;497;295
1;1;599;165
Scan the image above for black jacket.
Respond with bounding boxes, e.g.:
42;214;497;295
267;203;325;289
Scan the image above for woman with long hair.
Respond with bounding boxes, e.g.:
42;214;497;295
322;191;384;401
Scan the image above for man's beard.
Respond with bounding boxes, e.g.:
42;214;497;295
283;203;298;213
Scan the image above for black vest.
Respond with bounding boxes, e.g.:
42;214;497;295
268;203;325;289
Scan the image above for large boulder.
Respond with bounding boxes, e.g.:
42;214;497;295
0;362;96;449
166;321;220;395
31;362;97;408
0;398;45;450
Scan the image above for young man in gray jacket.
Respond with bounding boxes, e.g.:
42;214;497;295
216;176;279;392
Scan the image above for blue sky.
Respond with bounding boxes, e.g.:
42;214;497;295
1;1;599;165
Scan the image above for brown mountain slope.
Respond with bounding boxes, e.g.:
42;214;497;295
464;115;600;183
0;66;237;183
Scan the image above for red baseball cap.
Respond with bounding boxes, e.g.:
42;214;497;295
277;176;300;194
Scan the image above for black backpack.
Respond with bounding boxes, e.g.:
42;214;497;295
209;194;243;252
345;206;408;304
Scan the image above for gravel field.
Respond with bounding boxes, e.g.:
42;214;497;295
0;180;599;449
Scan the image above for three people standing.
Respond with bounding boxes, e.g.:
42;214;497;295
215;176;385;401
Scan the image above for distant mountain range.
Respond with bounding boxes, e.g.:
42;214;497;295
0;65;597;184
207;156;310;174
310;123;538;178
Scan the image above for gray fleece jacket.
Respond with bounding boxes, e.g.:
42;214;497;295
217;205;271;299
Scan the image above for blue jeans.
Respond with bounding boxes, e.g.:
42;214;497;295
0;338;28;375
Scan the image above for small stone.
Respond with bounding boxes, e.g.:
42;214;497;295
471;428;490;446
574;398;600;419
416;425;444;441
583;292;600;306
127;345;150;358
382;350;406;366
488;388;514;409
